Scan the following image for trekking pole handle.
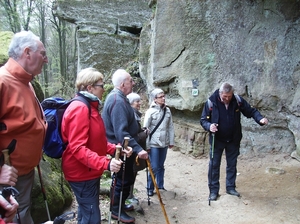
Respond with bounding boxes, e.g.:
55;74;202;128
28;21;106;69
115;145;122;160
2;149;10;166
2;139;16;166
123;137;130;150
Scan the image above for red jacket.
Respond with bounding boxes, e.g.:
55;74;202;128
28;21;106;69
0;59;47;176
61;97;115;181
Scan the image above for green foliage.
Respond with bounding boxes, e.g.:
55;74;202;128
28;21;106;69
101;170;111;179
102;83;114;103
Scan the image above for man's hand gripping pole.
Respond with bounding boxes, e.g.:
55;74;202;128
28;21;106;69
108;145;122;224
117;137;129;223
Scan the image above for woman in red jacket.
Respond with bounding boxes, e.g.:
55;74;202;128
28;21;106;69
61;68;123;224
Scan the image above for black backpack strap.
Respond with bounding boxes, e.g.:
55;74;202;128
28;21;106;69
72;94;92;116
234;94;242;106
208;94;241;110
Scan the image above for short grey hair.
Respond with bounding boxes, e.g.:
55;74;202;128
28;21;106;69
127;92;141;104
219;82;234;94
8;31;40;60
112;69;128;87
150;88;164;100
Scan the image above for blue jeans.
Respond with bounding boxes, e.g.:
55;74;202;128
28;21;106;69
147;147;168;191
69;178;101;224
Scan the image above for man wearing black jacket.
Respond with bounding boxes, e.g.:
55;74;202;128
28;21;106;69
200;82;268;201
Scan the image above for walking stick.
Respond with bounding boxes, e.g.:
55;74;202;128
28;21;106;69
135;155;150;205
118;137;129;224
37;164;51;221
146;159;170;224
209;133;215;206
108;145;122;224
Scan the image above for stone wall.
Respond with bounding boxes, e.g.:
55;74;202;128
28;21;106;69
54;0;152;76
56;0;300;158
140;0;300;157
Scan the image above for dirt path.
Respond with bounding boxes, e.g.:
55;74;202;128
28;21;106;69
123;149;300;224
65;149;300;224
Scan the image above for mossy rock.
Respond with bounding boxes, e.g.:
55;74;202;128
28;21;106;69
31;156;73;223
31;77;45;102
0;31;13;66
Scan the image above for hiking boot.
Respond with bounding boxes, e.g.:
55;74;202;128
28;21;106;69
111;210;135;223
209;192;219;201
226;189;240;197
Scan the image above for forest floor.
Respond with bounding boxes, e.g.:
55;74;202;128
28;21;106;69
65;148;300;224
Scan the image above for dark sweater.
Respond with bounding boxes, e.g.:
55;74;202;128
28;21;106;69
102;88;143;154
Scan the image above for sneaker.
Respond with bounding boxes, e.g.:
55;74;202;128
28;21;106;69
123;203;134;212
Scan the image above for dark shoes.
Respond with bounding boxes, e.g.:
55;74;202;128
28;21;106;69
147;190;154;196
111;211;135;223
124;203;134;212
209;192;219;201
226;189;240;197
209;189;240;201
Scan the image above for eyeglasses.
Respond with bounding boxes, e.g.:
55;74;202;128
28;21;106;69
93;84;104;89
156;95;165;99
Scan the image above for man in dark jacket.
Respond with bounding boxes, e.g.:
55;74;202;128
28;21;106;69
102;69;148;223
200;82;268;201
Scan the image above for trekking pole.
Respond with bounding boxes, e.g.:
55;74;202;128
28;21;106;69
145;160;150;205
2;139;22;224
146;159;170;224
146;166;150;205
108;145;122;224
37;164;51;221
118;137;129;224
209;133;215;206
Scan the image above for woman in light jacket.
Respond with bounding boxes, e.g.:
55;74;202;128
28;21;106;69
143;88;175;196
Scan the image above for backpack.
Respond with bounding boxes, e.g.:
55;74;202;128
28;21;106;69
41;95;91;158
207;94;242;110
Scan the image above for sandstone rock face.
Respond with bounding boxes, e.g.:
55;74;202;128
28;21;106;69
54;0;152;75
140;0;300;157
56;0;300;157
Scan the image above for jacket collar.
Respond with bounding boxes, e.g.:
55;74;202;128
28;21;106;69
4;58;33;84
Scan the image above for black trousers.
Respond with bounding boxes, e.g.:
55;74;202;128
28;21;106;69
111;154;135;205
208;139;240;194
